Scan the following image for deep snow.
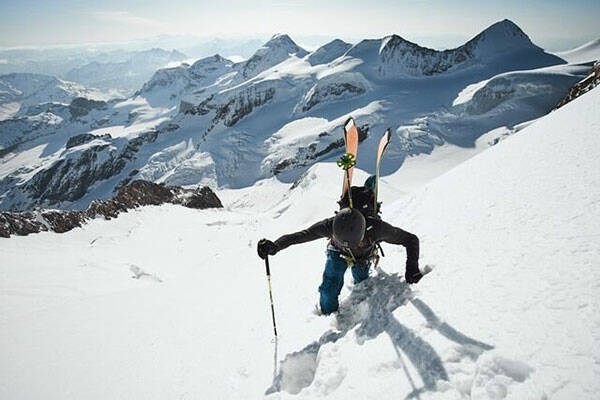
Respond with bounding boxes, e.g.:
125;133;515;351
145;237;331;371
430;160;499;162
1;81;599;399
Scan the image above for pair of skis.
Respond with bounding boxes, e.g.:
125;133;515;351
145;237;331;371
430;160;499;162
339;117;391;209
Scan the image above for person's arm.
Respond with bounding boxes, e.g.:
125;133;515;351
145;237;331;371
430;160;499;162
273;217;333;252
376;220;421;281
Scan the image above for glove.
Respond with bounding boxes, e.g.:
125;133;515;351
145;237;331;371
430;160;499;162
405;268;423;284
257;239;279;259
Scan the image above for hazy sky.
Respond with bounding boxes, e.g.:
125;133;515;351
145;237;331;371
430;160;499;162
1;0;598;50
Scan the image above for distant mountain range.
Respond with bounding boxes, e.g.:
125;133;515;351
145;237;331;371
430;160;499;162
0;19;597;212
0;47;188;96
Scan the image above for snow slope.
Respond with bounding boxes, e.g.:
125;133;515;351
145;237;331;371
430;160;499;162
555;39;600;64
378;85;600;400
1;80;599;399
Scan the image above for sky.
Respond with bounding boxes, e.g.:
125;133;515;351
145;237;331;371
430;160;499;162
0;0;599;51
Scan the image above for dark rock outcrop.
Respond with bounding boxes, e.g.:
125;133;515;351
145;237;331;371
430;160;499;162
24;143;123;202
69;97;107;118
185;85;276;136
66;133;112;149
303;83;366;112
555;61;600;109
0;180;223;238
24;130;158;206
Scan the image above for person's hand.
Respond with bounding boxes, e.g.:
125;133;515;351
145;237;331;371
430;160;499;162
257;239;279;259
405;269;423;284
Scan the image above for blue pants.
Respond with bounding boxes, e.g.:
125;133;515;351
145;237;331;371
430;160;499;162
319;250;370;314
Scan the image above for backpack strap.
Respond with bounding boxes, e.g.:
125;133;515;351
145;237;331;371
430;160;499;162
376;242;385;257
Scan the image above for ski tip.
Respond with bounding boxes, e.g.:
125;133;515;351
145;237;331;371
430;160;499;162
385;127;392;139
344;117;355;132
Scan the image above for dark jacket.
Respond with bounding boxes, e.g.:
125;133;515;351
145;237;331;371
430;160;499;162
274;216;419;273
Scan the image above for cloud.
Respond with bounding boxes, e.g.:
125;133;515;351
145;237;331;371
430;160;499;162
91;11;164;29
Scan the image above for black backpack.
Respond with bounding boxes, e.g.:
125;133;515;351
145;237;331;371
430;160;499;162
336;184;386;264
337;185;381;219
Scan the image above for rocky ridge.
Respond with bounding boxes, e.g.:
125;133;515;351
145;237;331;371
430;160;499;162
0;180;223;238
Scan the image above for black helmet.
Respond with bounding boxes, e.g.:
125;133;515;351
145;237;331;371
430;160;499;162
333;207;366;248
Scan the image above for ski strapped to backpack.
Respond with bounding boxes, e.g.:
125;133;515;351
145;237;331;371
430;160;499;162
339;117;358;208
375;128;392;210
336;118;393;266
337;118;392;219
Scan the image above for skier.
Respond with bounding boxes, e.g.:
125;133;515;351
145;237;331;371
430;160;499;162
257;176;422;315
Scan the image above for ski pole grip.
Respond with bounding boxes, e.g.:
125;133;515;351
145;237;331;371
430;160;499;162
265;256;271;276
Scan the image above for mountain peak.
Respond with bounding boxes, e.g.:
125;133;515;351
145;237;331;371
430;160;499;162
269;33;292;41
469;19;534;54
237;34;308;79
380;34;421;53
483;19;527;37
190;54;233;71
307;39;352;65
264;34;305;54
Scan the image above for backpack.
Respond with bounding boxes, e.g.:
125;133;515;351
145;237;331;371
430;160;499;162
337;185;381;219
336;184;386;265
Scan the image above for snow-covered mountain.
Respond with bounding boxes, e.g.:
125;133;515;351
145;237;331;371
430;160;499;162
179;36;264;60
1;73;598;400
0;47;188;96
306;39;352;65
0;20;594;212
0;73;110;121
555;38;600;64
347;19;560;78
138;54;235;107
238;34;309;80
64;48;187;95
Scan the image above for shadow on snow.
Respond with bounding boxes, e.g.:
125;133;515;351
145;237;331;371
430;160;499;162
265;270;493;397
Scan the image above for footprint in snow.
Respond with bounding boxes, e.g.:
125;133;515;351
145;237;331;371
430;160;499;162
129;265;163;283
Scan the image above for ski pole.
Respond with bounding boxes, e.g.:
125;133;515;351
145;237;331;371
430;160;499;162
264;256;278;337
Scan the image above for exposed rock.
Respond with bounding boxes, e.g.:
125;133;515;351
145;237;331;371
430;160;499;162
23;130;158;206
66;133;112;149
0;180;223;238
185;85;276;135
303;83;366;112
466;77;516;115
0;111;65;149
24;143;123;202
69;97;107;118
555;61;600;109
0;143;19;158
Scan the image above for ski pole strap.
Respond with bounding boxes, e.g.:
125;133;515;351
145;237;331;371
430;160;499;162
337;153;356;171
